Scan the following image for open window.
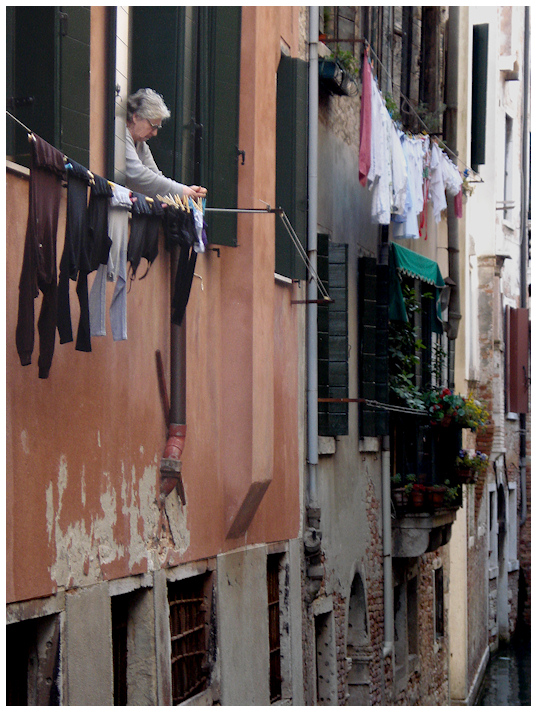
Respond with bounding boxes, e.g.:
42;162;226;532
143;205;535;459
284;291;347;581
130;7;242;247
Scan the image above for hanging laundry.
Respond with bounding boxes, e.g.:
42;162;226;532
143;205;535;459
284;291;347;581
358;55;372;186
428;142;447;223
16;135;65;379
127;192;152;281
189;198;207;254
367;79;393;225
441;151;463;198
89;184;131;341
75;175;113;352
164;205;198;326
390;124;408;217
138;199;164;280
57;160;91;345
454;188;463;219
392;135;417;239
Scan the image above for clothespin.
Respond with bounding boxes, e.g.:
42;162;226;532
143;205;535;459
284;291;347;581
28;132;36;143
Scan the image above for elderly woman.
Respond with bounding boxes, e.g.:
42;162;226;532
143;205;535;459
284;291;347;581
125;88;206;201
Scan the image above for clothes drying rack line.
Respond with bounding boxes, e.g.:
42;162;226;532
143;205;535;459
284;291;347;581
6;111;329;301
205;205;331;303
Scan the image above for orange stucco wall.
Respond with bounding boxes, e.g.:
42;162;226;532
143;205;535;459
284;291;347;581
6;6;301;603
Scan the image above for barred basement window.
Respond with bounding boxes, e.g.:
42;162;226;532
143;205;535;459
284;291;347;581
267;554;282;702
168;575;210;705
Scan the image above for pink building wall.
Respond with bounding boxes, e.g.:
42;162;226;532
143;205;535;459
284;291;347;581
6;6;301;605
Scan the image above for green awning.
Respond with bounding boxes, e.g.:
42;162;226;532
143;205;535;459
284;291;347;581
389;242;445;333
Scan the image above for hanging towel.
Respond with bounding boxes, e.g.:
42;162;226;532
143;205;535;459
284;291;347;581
16;135;65;378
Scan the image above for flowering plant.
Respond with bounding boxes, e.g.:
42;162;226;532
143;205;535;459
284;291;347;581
456;449;488;474
423;388;489;431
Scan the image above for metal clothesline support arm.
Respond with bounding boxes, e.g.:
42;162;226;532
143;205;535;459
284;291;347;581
204;205;331;302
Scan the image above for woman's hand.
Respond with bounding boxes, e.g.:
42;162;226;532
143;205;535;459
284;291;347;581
183;185;207;199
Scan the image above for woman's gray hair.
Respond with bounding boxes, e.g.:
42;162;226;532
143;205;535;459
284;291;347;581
127;88;171;123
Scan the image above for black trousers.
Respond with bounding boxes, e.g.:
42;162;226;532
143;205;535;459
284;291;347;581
57;161;90;347
16;136;65;379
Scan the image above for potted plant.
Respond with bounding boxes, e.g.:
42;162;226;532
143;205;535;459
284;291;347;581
443;481;460;507
405;475;427;510
427;483;447;508
424;388;489;431
391;473;409;511
456;449;488;483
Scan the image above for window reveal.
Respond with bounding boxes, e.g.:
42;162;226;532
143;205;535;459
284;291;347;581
168;575;210;705
267;555;282;702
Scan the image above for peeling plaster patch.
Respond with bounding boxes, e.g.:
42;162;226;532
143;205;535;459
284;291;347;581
20;429;30;455
97;430;101;448
164;488;190;554
139;445;145;455
119;464;161;570
46;457;160;589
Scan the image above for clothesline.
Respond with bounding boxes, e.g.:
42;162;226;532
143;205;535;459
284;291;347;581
7;110;331;303
363;41;483;184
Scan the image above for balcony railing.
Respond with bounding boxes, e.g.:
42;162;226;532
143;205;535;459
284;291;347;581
390;413;464;554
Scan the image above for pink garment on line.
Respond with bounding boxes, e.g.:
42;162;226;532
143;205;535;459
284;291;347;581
454;188;463;218
359;57;372;187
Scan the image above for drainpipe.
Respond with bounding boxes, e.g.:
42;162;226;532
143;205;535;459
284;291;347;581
304;7;323;594
444;7;461;344
382;436;394;658
160;248;187;504
519;6;530;526
306;7;319;512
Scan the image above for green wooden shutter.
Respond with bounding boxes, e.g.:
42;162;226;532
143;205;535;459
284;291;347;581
59;6;91;167
6;7;90;167
204;7;242;247
375;263;389;435
358;256;389;437
318;235;349;437
471;24;488;172
7;7;56;165
275;55;308;279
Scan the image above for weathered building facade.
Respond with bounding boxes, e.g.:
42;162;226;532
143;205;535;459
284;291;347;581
448;6;531;704
6;5;530;707
6;6;306;705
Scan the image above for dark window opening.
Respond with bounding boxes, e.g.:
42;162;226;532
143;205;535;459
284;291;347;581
168;575;211;705
434;567;444;639
111;593;132;706
267;554;282;703
407;576;418;655
6;615;61;706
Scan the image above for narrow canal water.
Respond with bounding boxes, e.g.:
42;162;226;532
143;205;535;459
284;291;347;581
477;632;531;705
